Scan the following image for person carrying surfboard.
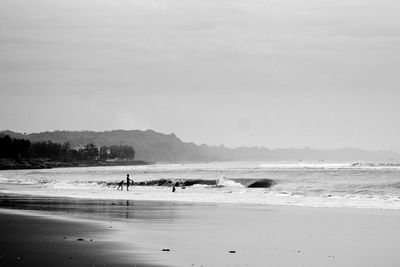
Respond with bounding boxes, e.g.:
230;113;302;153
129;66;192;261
126;174;132;191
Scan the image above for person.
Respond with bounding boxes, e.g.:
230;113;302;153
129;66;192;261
126;174;132;191
117;180;124;191
172;185;176;193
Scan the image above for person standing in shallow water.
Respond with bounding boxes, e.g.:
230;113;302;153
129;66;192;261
126;174;132;191
117;180;124;191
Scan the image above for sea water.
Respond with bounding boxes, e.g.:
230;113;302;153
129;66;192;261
1;161;400;209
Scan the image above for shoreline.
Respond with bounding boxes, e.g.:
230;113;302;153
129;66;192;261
2;191;400;212
2;186;400;211
1;194;400;266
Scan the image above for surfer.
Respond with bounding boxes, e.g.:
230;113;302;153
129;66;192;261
126;174;132;191
117;180;124;191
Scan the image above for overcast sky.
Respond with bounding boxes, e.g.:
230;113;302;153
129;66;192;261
1;0;400;150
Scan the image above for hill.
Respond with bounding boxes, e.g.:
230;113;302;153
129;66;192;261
1;130;399;163
0;130;207;162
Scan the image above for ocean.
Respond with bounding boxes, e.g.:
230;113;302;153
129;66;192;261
1;161;400;209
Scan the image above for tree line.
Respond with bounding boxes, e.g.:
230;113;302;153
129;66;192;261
0;135;135;162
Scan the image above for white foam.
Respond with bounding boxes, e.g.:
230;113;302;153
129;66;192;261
259;162;400;170
217;176;244;188
259;162;354;169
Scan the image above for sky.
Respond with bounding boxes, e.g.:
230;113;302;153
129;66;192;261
1;0;400;151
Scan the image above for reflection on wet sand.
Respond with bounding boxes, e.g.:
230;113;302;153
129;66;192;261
0;194;180;222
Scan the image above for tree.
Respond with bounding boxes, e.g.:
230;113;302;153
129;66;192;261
0;135;31;159
84;143;99;160
98;145;135;160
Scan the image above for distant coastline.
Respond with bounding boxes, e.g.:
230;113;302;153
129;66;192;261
2;129;400;163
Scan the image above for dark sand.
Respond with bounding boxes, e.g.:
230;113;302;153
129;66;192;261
1;194;400;267
0;207;164;267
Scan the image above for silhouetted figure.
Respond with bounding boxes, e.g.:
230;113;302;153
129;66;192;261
172;185;176;193
117;180;124;190
126;174;132;191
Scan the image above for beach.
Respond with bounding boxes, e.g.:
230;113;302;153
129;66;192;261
0;201;163;267
1;195;400;267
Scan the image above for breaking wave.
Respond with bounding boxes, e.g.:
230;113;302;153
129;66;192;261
105;178;276;188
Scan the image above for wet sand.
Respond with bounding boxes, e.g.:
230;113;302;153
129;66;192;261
0;208;163;267
1;195;400;267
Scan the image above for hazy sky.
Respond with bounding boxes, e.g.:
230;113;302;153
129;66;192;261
1;0;400;150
